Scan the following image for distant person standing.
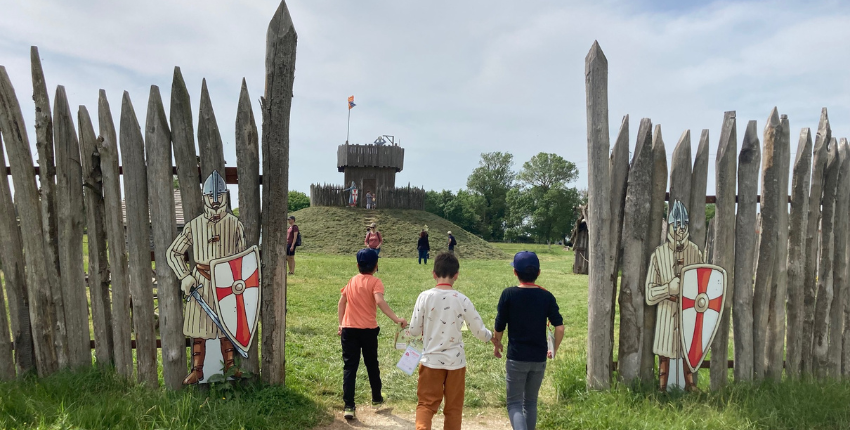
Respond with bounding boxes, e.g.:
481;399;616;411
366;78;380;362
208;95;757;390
365;222;383;256
287;216;299;275
365;191;374;209
417;230;430;264
447;231;457;254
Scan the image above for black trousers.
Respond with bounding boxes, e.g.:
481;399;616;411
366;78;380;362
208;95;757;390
341;327;382;408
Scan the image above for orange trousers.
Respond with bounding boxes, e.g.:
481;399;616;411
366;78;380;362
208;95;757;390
415;365;466;430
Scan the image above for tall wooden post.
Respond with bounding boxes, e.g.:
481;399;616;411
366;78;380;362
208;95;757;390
53;86;91;369
146;86;185;389
119;91;158;386
262;0;297;385
0;66;59;376
813;138;839;378
0;132;35;375
236;79;262;374
97;90;133;378
828;139;849;377
732;120;760;381
198;79;226;180
78;106;114;367
785;128;813;379
802;109;830;376
585;41;612;390
642;125;667;384
710;111;737;389
30;48;68;369
608;116;629;373
766;113;791;381
669;130;692;208
617;118;651;384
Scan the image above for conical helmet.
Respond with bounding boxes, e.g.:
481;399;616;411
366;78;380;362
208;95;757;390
667;199;689;229
202;170;227;204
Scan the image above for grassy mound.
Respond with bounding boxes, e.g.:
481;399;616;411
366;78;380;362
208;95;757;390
289;206;509;260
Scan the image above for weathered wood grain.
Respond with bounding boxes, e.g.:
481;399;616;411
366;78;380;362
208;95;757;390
119;91;158;386
752;109;782;380
236;78;261;374
198;79;226;181
53;86;91;369
766;113;791;381
669;130;692;209
710;111;737;389
145;86;185;389
0;133;18;380
732;120;760;381
170;67;203;221
689;131;710;250
262;0;297;385
802;109;830;376
828;138;849;378
0;239;14;379
785;128;812;379
641;124;667;384
617;117;651;384
584;41;612;390
608;115;629;372
97;90;133;378
0;66;59;376
30;48;68;368
813;138;839;378
0;131;35;376
78;106;114;367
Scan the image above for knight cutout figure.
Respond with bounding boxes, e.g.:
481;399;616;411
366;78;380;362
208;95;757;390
167;170;262;385
645;200;727;392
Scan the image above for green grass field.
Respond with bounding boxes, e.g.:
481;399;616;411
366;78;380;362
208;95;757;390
2;244;850;429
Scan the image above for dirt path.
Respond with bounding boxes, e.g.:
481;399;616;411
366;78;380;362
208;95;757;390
312;405;512;430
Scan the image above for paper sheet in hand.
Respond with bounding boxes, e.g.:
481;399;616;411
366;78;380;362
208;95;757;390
396;346;421;376
547;328;555;358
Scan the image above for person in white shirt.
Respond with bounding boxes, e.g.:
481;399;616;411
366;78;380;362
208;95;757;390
407;252;501;430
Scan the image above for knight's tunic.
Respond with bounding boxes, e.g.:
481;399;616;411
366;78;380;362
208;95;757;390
167;205;245;338
645;231;702;358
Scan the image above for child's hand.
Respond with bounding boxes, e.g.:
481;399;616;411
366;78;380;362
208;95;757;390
397;319;408;329
491;337;503;358
547;350;554;359
337;327;342;336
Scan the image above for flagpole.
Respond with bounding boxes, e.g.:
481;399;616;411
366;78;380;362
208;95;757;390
346;107;350;144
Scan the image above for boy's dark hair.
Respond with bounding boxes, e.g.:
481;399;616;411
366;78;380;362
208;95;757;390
358;261;377;274
433;252;459;278
516;267;539;283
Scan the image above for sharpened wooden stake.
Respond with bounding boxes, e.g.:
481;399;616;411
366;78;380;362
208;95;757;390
690;131;710;250
97;90;133;378
802;109;830;376
236;78;262;375
828;138;849;378
78;106;114;367
170;67;203;222
617;117;651;384
733;120;760;381
710;111;737;389
669;130;692;208
813;138;839;378
262;0;298;385
198;79;226;181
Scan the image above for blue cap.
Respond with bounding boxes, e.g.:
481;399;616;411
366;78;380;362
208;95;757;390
511;251;540;273
357;248;379;266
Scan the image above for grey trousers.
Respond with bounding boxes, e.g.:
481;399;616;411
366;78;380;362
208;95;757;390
505;359;546;430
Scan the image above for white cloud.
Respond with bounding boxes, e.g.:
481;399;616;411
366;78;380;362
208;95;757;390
1;0;849;204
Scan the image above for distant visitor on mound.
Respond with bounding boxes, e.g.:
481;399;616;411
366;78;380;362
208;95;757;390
310;137;425;209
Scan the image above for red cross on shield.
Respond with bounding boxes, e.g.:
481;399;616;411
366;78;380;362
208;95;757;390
679;263;727;373
210;246;262;351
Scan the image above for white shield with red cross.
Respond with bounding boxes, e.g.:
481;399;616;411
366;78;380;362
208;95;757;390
210;246;262;351
679;264;727;373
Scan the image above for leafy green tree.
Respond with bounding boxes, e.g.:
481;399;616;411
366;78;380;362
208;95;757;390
424;189;483;237
288;190;310;212
467;152;515;241
509;153;582;246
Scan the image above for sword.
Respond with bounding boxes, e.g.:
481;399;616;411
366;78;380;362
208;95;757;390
186;285;249;359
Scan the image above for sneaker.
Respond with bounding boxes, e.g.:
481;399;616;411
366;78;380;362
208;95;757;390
343;407;356;420
372;396;385;406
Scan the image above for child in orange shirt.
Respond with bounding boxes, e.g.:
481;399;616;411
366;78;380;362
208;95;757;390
338;248;407;420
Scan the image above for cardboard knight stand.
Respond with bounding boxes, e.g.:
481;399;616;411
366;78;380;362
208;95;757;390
645;200;727;392
166;170;262;385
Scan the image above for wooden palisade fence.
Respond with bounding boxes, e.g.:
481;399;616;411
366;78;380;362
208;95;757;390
0;1;296;386
586;41;850;389
310;183;426;210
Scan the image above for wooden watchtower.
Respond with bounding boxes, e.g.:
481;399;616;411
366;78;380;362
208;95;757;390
337;142;404;196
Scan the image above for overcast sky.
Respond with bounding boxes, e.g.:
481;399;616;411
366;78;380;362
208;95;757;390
2;0;849;203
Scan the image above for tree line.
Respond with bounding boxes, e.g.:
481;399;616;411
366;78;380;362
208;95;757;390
425;152;585;244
